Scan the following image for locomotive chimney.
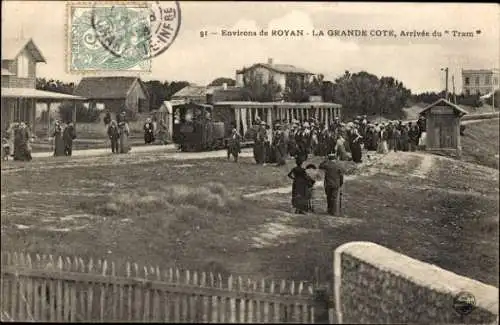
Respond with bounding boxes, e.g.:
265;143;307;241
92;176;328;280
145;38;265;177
268;58;273;65
222;82;227;90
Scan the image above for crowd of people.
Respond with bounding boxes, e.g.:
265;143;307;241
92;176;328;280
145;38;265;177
241;114;429;216
244;114;428;167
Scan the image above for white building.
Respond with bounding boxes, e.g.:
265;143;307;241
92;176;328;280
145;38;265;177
235;58;315;97
461;68;500;96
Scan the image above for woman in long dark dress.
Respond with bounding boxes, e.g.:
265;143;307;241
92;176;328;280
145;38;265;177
13;122;32;161
53;120;65;157
288;157;315;214
350;127;363;163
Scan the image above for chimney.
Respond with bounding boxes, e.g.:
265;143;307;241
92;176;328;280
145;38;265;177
268;58;273;65
222;82;227;90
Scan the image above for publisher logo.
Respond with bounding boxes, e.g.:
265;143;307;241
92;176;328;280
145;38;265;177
453;291;476;316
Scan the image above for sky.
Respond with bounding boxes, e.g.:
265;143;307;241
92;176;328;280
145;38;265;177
2;1;499;94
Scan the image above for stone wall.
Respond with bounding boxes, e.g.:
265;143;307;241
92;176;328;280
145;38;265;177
334;242;498;324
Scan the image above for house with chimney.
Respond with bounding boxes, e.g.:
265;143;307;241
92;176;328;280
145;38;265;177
235;58;315;98
1;37;86;135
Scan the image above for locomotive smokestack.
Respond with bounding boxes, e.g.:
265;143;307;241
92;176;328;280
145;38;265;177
222;82;227;90
268;58;273;65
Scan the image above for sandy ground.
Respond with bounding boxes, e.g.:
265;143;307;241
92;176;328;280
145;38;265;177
240;150;433;249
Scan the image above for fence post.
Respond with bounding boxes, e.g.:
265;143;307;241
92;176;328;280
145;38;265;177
314;286;330;324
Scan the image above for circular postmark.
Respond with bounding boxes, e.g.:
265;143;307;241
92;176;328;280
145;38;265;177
91;1;181;61
452;291;476;316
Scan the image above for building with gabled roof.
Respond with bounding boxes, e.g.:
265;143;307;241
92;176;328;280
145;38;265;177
419;98;468;156
73;76;150;114
235;58;315;95
1;37;86;135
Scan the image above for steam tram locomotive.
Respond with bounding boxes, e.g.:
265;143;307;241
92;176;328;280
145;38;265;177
172;101;342;152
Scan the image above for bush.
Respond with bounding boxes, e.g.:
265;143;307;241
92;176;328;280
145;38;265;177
457;94;483;107
58;101;100;123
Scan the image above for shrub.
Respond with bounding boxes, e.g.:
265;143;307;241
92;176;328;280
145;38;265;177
457;94;483;108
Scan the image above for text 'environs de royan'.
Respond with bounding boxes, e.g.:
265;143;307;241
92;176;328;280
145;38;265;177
217;29;476;38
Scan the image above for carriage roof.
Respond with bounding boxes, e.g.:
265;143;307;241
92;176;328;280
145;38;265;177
213;101;342;109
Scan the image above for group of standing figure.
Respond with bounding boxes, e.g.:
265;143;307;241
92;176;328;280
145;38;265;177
363;116;428;154
52;120;77;157
248;114;428;167
245;114;428;216
103;110;131;154
2;122;33;161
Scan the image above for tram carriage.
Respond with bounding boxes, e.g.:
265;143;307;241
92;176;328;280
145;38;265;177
212;101;342;143
172;100;342;152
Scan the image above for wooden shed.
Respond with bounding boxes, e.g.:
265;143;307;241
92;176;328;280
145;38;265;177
156;100;175;141
419;98;468;157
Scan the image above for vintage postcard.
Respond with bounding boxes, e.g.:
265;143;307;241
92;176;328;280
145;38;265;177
1;1;499;323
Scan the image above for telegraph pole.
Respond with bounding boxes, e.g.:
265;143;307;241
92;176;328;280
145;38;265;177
441;67;449;100
452;75;457;104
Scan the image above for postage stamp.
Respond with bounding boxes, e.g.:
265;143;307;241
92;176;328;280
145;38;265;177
67;1;181;73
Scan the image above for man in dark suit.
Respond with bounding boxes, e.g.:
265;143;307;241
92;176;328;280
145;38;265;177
319;154;344;216
63;121;77;156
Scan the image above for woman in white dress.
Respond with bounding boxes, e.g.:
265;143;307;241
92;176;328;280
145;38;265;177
377;124;389;154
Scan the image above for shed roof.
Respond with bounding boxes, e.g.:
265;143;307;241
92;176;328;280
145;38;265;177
237;63;314;75
1;87;86;100
419;98;468;117
171;85;208;98
1;38;46;63
73;76;147;99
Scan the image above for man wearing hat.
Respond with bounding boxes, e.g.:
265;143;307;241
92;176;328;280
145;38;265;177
253;121;267;164
319;153;345;216
273;123;287;166
227;127;242;162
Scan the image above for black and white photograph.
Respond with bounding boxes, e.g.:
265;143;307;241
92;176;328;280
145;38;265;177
1;1;499;323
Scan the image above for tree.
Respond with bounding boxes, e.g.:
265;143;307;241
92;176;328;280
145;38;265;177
165;81;191;99
144;80;169;111
241;72;282;102
58;101;100;123
331;71;412;120
36;78;75;94
208;77;236;87
144;80;191;111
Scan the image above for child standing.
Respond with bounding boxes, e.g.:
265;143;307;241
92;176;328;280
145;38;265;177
305;164;318;212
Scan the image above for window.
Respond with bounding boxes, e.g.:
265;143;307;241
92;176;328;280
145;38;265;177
464;77;470;85
475;76;480;85
16;52;29;78
485;76;491;85
465;89;470;96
